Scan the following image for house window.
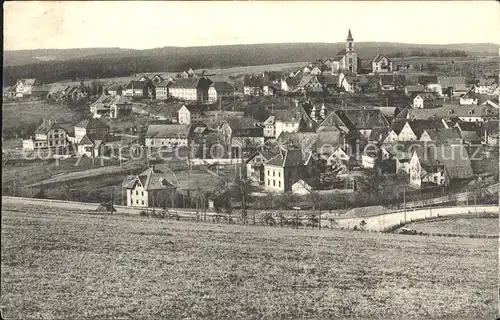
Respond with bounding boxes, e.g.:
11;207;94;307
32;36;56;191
136;191;138;195
267;179;270;185
142;200;144;205
136;200;139;204
278;181;281;188
267;170;270;175
278;172;281;177
130;190;133;195
141;191;144;196
273;171;275;177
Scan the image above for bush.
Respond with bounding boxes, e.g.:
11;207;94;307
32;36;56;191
139;211;148;217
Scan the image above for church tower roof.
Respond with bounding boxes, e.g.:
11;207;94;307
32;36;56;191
346;29;353;41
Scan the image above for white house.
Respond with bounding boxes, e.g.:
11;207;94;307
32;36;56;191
371;54;393;73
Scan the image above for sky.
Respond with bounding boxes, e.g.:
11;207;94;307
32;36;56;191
4;1;500;51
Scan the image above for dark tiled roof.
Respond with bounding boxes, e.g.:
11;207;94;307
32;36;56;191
372;54;390;63
145;124;190;139
340;109;389;129
266;148;312;167
438;76;466;88
405;85;425;93
414;145;473;180
222;117;257;130
212;81;234;92
408;119;446;138
124;167;176;191
75;118;109;130
244;77;266;87
155;80;172;87
418;75;438;85
380;75;394;86
170;77;212;89
34;121;68;135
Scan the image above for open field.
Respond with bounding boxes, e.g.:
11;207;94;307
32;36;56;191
2;99;83;137
1;204;498;320
48;61;308;87
403;214;499;236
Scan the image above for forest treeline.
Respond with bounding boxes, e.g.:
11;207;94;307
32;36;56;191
3;45;474;86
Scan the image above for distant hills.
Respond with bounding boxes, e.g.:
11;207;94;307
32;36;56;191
4;42;499;67
3;42;498;86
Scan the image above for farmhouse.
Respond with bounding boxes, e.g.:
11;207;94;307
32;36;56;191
15;78;38;97
145;124;190;149
74;118;110;143
409;145;473;189
124;166;177;208
296;75;323;93
77;135;105;158
245;149;280;185
169;78;213;101
417;75;440;94
22;120;69;152
90;95;133;119
178;104;211;125
219;118;264;149
338;72;358;93
336;109;389;139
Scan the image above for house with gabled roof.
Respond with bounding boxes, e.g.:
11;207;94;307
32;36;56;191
371;54;393;73
396;104;498;123
460;89;479;105
124;166;177;208
169;77;213;101
106;84;123;97
475;77;498;95
219;118;264;149
154;80;173;100
151;74;164;85
335;109;389;139
22;120;70;152
124;80;154;99
90;95;133;118
417;75;440;94
208;81;234;101
74;118;109;143
413;93;437;109
453;121;482;145
245;148;281;185
397;119;447;141
77;135;105;157
419;127;463;145
244;77;274;96
280;77;301;92
338;72;358;93
15;79;38;97
145;124;191;149
483;120;499;146
379;75;395;91
409;145;474;188
264;148;315;193
295;75;323;93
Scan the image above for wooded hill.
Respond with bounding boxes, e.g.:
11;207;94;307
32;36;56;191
4;42;498;86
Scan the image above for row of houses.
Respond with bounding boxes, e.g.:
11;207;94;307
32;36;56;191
23;118;110;157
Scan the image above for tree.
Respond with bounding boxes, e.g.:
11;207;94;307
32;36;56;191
231;176;254;224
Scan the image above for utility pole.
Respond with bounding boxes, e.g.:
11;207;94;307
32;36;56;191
110;189;113;215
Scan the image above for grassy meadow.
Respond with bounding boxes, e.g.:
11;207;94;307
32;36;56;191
1;203;497;320
405;214;499;236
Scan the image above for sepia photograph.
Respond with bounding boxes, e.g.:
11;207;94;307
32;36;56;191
2;1;500;319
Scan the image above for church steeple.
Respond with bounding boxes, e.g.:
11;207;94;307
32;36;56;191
346;29;353;42
346;29;354;53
